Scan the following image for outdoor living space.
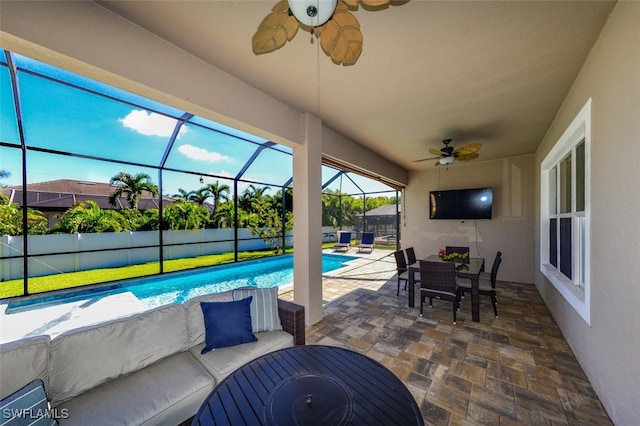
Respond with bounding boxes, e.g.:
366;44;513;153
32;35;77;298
2;247;611;424
281;250;612;425
2;1;639;423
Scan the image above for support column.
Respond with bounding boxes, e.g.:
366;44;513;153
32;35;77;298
292;113;323;325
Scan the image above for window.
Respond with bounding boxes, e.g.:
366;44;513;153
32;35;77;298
540;99;591;324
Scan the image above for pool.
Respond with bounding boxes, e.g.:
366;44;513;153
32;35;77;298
5;253;358;314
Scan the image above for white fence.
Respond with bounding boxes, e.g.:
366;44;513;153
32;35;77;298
0;227;344;281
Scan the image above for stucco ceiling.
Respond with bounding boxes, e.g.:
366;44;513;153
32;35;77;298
96;0;615;172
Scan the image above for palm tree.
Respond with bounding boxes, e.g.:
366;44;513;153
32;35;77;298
212;202;234;228
239;184;270;213
0;195;48;235
0;169;10;187
109;172;159;210
56;201;125;233
190;187;211;206
164;199;209;230
206;181;231;216
172;188;196;202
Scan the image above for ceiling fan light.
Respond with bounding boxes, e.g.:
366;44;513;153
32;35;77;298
439;156;455;165
288;0;337;27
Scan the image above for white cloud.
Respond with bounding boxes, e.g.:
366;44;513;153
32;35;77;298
119;110;184;138
178;144;231;162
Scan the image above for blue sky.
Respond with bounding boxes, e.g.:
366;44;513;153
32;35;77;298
1;52;395;198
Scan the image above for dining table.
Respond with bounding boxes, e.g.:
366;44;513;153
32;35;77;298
408;254;485;322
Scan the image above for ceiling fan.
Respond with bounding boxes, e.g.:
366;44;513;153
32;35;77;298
251;0;397;66
414;139;482;166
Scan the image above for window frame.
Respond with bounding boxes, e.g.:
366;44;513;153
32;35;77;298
540;98;591;325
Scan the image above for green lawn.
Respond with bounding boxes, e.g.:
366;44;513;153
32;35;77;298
0;242;393;299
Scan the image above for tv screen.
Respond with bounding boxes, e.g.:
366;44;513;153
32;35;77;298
429;187;493;220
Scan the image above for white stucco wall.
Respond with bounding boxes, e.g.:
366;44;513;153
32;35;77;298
403;154;536;285
534;2;640;423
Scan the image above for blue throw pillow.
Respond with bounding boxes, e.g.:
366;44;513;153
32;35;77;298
200;297;257;354
0;379;58;426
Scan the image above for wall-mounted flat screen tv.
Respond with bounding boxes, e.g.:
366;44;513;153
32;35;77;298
429;187;493;220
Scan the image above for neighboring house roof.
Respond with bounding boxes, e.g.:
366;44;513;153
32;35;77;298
361;204;401;217
0;179;177;211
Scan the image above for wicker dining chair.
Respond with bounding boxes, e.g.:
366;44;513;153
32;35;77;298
405;247;417;266
418;260;461;324
458;251;502;318
393;250;409;296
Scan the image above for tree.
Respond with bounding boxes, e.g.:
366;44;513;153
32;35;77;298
172;188;196;202
54;201;127;233
0;195;48;236
247;196;293;254
190;187;211;206
322;190;343;227
0;169;11;187
206;181;231;217
109;172;159;210
239;184;270;213
163;199;210;230
211;201;234;228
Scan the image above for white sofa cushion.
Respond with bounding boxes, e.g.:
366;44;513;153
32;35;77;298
0;335;51;399
56;352;213;426
184;291;234;347
189;330;293;382
49;303;188;406
233;287;283;332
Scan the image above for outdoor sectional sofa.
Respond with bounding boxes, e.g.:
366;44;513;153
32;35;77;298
0;289;305;425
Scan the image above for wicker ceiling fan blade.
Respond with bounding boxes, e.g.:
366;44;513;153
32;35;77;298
453;143;483;155
252;0;300;55
429;148;442;156
360;0;392;7
456;152;480;161
319;2;362;65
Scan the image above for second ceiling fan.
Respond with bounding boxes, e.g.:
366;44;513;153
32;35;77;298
414;139;482;166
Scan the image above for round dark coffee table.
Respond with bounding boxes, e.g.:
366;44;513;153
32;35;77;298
192;345;424;426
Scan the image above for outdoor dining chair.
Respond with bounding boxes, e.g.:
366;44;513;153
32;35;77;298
405;247;417;266
418;260;461;324
458;251;502;318
393;250;409;296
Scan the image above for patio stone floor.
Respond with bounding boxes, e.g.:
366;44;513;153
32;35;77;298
278;249;612;425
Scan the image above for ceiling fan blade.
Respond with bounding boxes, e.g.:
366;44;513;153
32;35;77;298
252;0;300;55
413;156;440;163
318;1;362;65
428;148;442;156
360;0;392;7
456;152;480;161
453;143;482;155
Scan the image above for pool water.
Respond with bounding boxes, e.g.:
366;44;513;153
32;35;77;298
6;254;357;313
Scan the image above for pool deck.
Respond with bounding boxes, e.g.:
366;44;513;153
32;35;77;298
0;248;396;343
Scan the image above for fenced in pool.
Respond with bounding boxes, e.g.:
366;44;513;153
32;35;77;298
6;253;358;314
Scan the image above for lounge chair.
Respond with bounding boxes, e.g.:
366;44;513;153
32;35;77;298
334;231;352;252
358;232;375;253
